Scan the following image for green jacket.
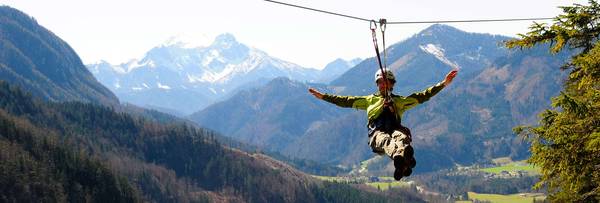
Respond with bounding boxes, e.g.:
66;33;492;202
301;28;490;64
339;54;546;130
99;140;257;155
322;82;445;122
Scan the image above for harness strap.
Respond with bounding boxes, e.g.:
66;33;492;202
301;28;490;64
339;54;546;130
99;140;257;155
370;19;396;113
370;20;386;84
380;18;387;70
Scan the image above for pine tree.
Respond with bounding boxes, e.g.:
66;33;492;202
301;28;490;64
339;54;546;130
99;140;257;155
506;1;600;201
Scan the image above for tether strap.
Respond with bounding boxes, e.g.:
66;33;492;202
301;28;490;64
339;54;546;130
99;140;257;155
380;19;387;71
370;20;387;93
370;19;397;113
370;20;385;81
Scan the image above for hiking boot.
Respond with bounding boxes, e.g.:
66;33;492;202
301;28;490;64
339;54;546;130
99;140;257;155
393;156;405;181
393;155;404;169
394;167;403;181
403;145;414;158
403;167;412;177
403;145;416;168
408;157;416;168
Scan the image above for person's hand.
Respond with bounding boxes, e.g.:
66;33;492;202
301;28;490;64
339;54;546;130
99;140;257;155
308;88;324;99
443;69;458;86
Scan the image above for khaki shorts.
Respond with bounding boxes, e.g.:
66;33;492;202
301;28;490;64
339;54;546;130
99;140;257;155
368;130;412;159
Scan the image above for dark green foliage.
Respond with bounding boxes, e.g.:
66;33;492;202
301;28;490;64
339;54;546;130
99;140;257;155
311;182;415;203
0;89;140;202
117;103;187;124
507;1;600;201
266;151;351;176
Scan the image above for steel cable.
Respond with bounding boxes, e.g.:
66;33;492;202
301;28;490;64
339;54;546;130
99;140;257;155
265;0;554;24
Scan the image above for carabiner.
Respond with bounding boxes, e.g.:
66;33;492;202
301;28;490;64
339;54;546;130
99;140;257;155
370;20;377;31
379;18;387;32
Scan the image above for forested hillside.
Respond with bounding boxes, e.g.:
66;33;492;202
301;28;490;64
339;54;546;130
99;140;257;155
0;80;417;202
0;6;118;106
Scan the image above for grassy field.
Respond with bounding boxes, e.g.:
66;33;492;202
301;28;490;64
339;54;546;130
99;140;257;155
315;157;543;199
312;175;361;183
480;159;540;174
467;192;545;203
312;175;339;181
365;180;410;191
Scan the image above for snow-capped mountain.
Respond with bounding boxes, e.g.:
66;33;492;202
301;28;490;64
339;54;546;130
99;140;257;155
88;33;321;115
331;24;510;95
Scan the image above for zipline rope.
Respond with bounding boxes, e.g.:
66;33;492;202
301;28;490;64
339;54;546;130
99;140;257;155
387;18;555;24
264;0;370;22
264;0;554;24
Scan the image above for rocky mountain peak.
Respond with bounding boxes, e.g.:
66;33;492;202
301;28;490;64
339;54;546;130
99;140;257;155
211;33;239;49
418;24;466;37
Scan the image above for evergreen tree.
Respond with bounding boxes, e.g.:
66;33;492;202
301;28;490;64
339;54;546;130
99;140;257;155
506;1;600;201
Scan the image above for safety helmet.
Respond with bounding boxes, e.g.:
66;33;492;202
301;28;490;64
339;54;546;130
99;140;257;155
374;69;395;83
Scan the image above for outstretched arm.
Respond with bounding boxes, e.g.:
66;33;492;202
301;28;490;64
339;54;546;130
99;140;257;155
408;69;458;103
308;88;367;109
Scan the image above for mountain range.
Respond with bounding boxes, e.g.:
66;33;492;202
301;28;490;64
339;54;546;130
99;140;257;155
88;34;360;115
190;24;571;173
0;6;420;202
5;3;567;201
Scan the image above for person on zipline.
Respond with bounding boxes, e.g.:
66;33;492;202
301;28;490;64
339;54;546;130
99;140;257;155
308;69;458;180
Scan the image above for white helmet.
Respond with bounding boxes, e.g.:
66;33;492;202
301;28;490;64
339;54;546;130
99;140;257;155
374;69;395;83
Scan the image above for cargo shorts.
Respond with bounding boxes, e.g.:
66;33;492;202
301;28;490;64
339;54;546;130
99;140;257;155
368;129;412;159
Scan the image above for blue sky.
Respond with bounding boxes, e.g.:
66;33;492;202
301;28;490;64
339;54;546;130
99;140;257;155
1;0;584;69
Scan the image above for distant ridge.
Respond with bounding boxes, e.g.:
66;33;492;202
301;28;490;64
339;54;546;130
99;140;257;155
0;6;118;105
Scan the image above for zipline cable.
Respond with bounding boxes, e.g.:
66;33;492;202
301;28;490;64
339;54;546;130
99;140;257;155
264;0;370;22
264;0;554;24
387;18;554;24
